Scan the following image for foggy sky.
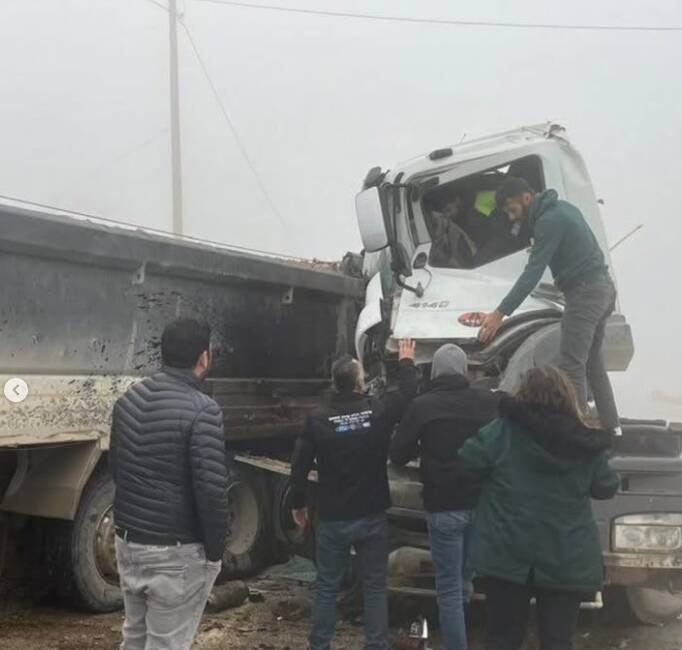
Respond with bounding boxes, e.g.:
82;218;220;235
2;0;681;419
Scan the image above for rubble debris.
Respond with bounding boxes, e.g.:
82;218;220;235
205;581;249;613
271;596;311;622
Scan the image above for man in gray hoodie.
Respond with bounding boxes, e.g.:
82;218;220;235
390;344;499;650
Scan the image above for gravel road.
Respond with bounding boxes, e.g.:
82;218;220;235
2;569;682;650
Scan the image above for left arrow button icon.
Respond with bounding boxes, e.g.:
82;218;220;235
4;378;28;403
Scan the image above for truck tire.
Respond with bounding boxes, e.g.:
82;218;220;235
222;465;273;578
271;474;314;562
626;586;682;625
53;467;122;612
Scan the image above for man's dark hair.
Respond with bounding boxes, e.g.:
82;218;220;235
161;318;211;369
495;176;533;207
332;355;361;393
437;185;464;209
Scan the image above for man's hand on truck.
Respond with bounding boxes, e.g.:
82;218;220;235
479;310;504;344
399;338;417;361
292;506;309;529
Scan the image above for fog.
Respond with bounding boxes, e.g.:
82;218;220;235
1;0;681;419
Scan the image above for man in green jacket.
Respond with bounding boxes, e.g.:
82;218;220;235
478;177;620;432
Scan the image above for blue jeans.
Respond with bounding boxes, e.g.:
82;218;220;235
310;512;389;650
426;510;473;650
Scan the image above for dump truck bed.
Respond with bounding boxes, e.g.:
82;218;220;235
0;205;363;447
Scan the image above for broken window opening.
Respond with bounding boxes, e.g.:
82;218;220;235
423;155;544;270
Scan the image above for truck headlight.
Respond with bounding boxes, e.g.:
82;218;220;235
613;514;682;553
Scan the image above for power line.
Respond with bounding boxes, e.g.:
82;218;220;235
195;0;682;32
141;0;293;240
179;20;291;234
76;128;170;181
142;0;168;12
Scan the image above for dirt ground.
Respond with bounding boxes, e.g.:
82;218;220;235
1;563;682;650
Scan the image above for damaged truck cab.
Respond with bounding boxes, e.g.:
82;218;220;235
354;123;632;384
355;123;682;623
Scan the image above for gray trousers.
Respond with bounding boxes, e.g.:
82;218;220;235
559;274;619;430
115;537;221;650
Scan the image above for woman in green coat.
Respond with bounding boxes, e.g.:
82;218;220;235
458;366;619;650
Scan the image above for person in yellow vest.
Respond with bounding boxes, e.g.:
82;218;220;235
430;187;517;268
430;189;477;268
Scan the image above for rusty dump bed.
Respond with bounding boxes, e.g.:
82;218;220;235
0;205;363;447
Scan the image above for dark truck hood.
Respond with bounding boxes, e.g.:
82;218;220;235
612;420;682;492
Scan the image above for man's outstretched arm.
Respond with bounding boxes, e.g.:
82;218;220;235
382;339;418;426
479;215;565;342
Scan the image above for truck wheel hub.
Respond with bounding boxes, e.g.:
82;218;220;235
94;505;119;586
225;480;260;556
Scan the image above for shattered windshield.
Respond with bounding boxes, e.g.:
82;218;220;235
424;156;542;269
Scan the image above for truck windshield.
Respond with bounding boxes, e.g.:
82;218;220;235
423;155;543;269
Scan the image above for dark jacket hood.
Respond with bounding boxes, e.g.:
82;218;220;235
431;344;468;380
429;374;469;392
529;189;558;229
499;395;613;460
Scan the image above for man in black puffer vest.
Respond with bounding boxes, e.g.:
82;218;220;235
110;318;230;650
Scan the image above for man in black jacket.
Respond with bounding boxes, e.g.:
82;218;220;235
290;340;417;650
390;344;498;650
110;318;230;650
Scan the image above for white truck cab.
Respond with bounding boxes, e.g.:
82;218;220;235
351;126;682;626
354;123;634;390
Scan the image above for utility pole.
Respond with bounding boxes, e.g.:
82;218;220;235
169;0;184;234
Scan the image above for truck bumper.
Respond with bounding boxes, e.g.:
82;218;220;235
604;552;682;590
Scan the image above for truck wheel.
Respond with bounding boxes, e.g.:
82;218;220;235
54;467;122;612
222;465;272;578
626;586;682;625
271;474;314;562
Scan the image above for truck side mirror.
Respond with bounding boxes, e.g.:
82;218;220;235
355;187;389;253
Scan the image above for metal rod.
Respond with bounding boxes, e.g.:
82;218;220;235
610;223;643;252
169;0;184;234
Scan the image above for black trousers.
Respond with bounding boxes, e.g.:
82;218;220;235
484;577;583;650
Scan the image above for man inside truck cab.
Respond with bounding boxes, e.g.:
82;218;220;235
429;185;526;269
430;188;480;268
478;177;621;434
